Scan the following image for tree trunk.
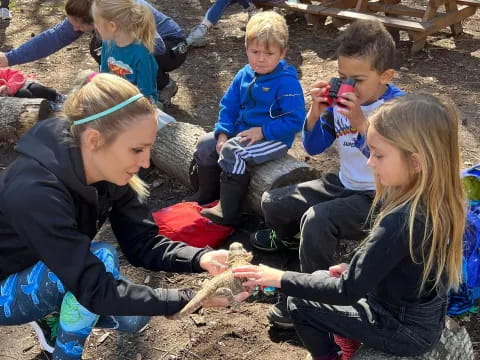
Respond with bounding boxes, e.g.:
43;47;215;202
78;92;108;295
351;318;474;360
151;121;319;215
0;97;52;144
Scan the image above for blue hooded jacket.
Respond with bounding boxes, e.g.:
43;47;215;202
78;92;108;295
214;59;306;148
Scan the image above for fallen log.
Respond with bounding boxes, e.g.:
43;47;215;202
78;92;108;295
0;97;52;144
351;318;474;360
151;121;319;215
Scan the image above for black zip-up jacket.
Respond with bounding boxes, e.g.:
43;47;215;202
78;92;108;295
0;118;210;316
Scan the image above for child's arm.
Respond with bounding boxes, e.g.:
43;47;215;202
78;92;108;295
134;54;159;103
214;72;243;138
235;211;412;305
302;108;336;155
302;81;336;155
0;85;8;96
4;18;83;67
337;92;368;136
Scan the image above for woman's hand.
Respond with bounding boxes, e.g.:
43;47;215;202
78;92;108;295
232;264;284;288
0;52;8;68
328;263;349;278
203;291;251;307
199;250;229;275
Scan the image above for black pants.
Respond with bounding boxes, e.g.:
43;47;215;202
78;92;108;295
261;173;374;272
89;34;187;90
15;82;58;101
289;288;446;357
0;0;9;8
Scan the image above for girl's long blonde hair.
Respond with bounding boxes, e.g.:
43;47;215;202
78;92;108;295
64;71;156;198
368;93;466;293
94;0;156;52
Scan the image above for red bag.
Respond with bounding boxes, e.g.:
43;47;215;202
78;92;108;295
152;201;234;248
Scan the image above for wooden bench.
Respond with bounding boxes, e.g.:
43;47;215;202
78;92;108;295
257;0;480;52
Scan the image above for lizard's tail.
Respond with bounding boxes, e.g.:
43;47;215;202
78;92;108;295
167;293;206;320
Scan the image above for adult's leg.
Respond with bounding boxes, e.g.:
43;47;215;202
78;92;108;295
154;37;187;91
25;82;59;101
204;0;237;25
89;33;102;65
299;192;373;273
0;0;9;8
261;173;348;240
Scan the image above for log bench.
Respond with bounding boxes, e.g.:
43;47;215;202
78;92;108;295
150;121;319;215
0;97;52;145
352;318;474;360
257;0;480;53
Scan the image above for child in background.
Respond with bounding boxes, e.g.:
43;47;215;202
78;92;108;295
235;93;466;360
0;0;11;20
0;68;64;108
187;11;305;226
92;0;159;103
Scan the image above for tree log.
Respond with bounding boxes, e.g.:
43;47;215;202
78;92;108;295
0;97;52;144
351;318;474;360
151;121;319;215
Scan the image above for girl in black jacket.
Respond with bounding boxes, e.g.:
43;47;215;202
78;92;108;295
233;93;466;360
0;73;246;360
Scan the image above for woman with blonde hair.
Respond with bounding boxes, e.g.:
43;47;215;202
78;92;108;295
0;73;246;360
234;93;466;359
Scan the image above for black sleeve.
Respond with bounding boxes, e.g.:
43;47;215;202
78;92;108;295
108;186;211;273
5;173;198;316
281;212;411;305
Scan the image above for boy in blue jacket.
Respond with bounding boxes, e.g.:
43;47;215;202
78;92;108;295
187;11;306;226
250;20;405;329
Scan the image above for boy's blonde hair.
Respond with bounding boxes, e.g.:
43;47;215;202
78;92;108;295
245;11;288;51
368;93;466;293
65;72;156;198
93;0;156;53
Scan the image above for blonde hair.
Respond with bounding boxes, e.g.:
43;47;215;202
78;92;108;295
64;72;156;198
245;11;288;51
93;0;156;52
367;93;466;293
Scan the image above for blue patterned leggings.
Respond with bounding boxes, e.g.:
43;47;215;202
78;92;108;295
0;242;150;360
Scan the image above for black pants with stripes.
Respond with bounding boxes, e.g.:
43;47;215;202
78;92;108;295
195;132;288;175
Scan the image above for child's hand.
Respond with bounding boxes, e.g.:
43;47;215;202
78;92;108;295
232;264;284;288
0;85;8;96
238;127;263;146
337;93;368;135
0;52;8;68
306;81;330;130
216;133;228;154
328;263;349;278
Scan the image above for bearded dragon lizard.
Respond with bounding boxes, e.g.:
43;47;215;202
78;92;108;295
169;242;253;320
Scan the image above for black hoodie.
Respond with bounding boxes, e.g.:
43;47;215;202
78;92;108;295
0;118;210;316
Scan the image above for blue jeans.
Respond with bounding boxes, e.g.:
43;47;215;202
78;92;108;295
0;242;150;360
205;0;252;24
288;276;447;357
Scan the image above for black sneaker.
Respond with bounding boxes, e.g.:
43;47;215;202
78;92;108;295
30;314;59;353
267;294;294;329
250;229;299;252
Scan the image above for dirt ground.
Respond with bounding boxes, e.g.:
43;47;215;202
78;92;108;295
0;0;480;359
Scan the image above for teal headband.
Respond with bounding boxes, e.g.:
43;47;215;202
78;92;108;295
73;93;144;126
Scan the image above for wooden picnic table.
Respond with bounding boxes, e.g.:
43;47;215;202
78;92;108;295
257;0;480;52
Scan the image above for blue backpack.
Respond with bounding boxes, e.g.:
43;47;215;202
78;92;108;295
447;164;480;315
